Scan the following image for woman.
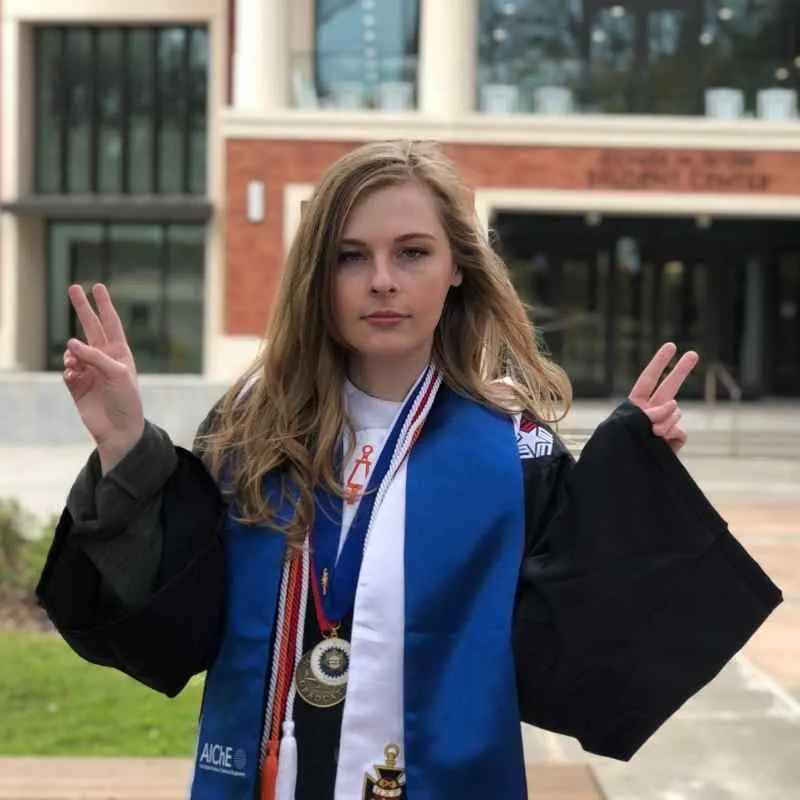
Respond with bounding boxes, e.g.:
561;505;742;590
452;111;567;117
37;140;781;800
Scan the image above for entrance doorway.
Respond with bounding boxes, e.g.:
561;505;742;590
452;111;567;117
492;212;800;400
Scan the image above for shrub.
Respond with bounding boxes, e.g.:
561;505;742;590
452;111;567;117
0;499;55;603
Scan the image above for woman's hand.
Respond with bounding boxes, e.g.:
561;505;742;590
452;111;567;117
63;283;145;473
629;342;700;453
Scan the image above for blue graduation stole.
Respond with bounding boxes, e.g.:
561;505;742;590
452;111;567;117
191;386;529;799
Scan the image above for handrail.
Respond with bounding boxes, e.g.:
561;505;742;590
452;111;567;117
704;361;743;456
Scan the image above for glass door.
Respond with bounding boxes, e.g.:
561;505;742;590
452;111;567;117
606;217;711;398
549;247;612;396
772;251;800;396
505;233;612;396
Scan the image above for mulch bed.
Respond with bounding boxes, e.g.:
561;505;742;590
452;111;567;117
0;594;53;632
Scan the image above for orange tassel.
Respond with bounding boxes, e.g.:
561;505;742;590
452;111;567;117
260;740;279;800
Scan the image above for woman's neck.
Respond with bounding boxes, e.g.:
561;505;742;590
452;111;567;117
347;350;432;402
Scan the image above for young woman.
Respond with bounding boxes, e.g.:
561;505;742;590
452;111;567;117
37;140;781;800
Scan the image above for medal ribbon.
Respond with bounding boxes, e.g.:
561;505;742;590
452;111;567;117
310;366;440;630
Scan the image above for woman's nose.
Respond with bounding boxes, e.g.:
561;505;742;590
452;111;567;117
369;258;398;294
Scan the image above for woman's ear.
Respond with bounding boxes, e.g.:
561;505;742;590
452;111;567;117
450;266;463;288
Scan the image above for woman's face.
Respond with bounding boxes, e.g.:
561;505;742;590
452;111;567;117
332;180;462;378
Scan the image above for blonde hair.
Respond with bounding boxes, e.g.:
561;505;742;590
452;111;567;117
203;140;572;546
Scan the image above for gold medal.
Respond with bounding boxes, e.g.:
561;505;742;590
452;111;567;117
294;636;350;708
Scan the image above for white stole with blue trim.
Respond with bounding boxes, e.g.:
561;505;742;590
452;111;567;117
334;381;407;796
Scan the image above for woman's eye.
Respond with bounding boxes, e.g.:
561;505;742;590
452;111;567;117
400;247;428;260
336;250;364;264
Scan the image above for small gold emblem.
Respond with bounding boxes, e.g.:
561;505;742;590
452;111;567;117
362;743;406;799
321;567;330;596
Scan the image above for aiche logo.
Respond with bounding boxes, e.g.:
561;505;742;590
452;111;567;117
196;741;248;778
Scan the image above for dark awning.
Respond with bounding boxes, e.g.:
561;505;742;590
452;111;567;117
0;194;213;222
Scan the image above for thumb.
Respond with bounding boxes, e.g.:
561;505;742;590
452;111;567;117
67;339;128;380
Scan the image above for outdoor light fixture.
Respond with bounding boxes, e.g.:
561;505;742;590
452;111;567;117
247;180;265;223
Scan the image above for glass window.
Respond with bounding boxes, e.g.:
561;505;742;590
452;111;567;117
107;224;166;373
46;223;104;367
166;225;206;373
302;0;420;109
157;28;190;194
188;29;209;195
476;0;800;118
47;222;205;373
127;28;156;194
34;28;64;194
97;28;123;193
34;25;209;195
65;28;92;193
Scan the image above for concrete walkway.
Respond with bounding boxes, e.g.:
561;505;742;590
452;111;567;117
521;497;800;800
0;759;605;799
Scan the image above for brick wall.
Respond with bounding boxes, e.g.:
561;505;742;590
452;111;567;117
224;138;800;335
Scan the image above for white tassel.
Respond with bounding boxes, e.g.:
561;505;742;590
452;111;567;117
275;720;297;800
275;540;309;800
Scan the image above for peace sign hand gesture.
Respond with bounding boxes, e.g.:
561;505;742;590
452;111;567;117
63;284;145;473
629;342;700;454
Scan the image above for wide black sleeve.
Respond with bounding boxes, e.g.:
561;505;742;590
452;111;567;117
35;407;227;698
513;401;783;761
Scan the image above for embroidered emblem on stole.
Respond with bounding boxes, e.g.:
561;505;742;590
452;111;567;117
362;744;406;799
517;417;554;458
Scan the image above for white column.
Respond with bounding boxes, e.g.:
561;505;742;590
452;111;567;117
233;0;289;110
418;0;478;117
0;17;22;370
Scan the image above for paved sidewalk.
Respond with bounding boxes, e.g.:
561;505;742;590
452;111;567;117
521;498;800;800
0;759;605;799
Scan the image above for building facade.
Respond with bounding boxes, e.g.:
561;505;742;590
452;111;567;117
1;0;799;399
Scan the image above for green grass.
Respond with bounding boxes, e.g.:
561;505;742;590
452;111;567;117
0;629;205;756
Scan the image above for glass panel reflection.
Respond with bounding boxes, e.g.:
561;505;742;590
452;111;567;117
35;28;64;193
292;0;420;109
65;28;92;193
47;222;205;373
34;24;208;195
477;0;800;118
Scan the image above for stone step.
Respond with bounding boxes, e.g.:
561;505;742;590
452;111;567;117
561;429;800;459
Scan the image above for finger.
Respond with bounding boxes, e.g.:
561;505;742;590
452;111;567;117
650;350;700;406
643;399;678;425
652;407;683;439
629;342;678;404
67;338;127;380
63;367;95;401
63;349;88;374
68;285;107;348
666;425;687;453
92;284;129;346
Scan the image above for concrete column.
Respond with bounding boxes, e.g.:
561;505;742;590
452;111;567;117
233;0;289;110
418;0;478;117
0;17;22;370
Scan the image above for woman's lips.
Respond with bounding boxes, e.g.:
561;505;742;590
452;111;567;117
364;312;409;325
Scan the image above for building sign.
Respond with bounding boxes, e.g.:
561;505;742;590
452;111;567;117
586;149;773;193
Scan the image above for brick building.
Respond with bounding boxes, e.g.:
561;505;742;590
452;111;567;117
1;0;799;399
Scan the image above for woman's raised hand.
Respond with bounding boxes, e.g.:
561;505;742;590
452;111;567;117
629;342;700;453
63;284;145;473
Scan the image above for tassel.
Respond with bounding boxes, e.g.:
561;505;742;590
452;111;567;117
260;739;279;800
275;720;297;800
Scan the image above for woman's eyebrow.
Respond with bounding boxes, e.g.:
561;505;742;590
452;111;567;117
339;232;436;246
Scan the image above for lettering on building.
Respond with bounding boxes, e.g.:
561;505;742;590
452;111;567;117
586;150;773;193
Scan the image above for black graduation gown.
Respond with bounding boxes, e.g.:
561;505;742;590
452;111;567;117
35;400;782;779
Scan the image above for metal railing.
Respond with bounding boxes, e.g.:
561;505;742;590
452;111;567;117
704;361;743;457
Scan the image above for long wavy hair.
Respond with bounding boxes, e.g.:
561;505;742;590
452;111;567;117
203;140;572;546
